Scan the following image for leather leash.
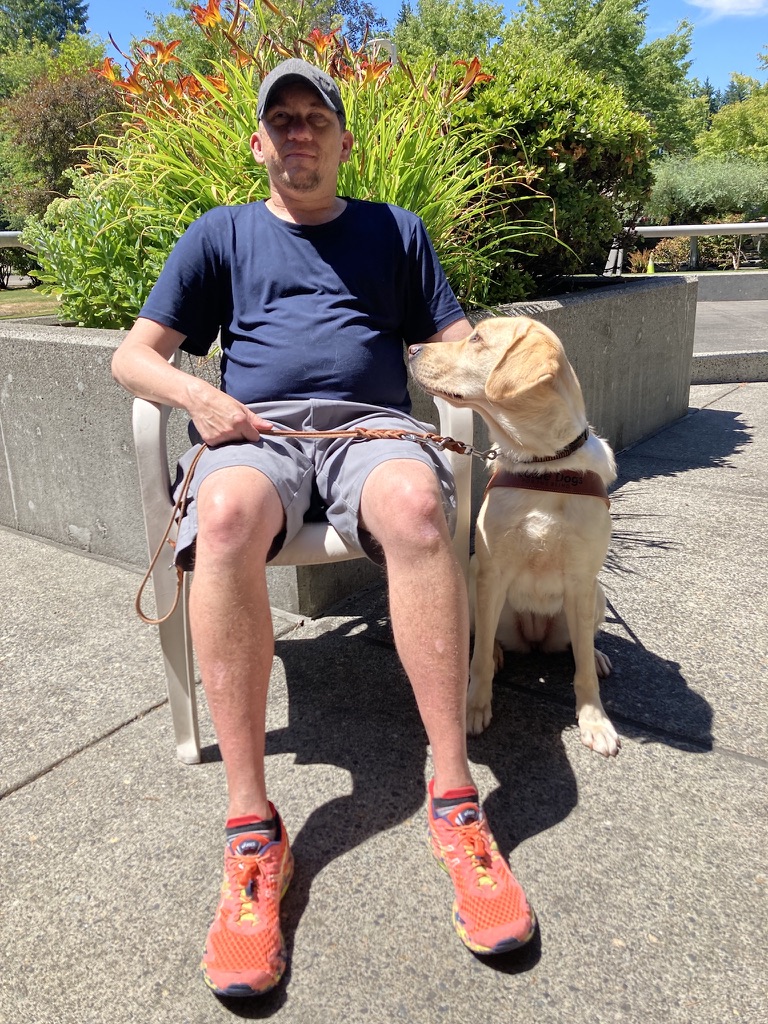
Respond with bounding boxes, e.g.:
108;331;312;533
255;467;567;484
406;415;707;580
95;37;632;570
135;425;492;626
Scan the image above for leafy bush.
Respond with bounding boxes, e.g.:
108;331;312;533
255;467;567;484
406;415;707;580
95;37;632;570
648;232;758;272
648;236;691;271
23;171;182;326
645;155;768;224
24;2;554;326
460;45;654;294
0;67;124;222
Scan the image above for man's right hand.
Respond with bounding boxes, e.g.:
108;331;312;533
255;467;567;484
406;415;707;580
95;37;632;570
184;378;274;447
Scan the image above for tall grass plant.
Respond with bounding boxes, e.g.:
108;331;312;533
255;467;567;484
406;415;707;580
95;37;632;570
24;1;553;327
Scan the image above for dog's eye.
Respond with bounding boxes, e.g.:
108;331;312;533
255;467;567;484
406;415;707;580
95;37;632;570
468;331;481;344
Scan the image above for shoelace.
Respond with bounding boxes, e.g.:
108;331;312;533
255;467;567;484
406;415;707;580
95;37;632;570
455;819;498;890
230;854;271;923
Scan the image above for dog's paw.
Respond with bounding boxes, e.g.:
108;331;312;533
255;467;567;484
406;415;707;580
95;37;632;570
493;639;505;674
466;699;493;735
466;676;493;735
594;649;612;677
577;707;621;757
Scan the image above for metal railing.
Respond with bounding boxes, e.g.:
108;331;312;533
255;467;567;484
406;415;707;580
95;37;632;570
0;231;25;248
605;222;768;275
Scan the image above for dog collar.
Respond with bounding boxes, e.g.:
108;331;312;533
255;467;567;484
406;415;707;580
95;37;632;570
521;427;590;464
484;468;610;507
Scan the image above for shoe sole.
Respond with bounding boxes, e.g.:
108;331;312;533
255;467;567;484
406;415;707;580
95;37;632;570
202;851;295;998
428;831;536;955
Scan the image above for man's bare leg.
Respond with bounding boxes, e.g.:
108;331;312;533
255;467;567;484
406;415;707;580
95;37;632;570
188;465;285;821
360;460;473;794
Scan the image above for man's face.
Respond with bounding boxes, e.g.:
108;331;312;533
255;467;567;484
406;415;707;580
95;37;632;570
251;82;353;194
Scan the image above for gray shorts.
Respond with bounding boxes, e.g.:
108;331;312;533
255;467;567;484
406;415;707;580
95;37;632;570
173;398;457;570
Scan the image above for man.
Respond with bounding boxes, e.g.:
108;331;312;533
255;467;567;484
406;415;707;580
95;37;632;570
112;58;535;998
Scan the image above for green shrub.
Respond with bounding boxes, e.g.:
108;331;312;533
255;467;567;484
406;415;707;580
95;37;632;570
24;3;555;325
23;172;181;326
645;154;768;224
460;45;654;294
649;236;691;271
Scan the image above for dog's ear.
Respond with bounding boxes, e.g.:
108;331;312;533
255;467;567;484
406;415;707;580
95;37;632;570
485;325;561;405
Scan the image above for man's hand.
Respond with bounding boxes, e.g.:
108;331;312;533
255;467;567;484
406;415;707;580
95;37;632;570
112;317;274;447
185;378;274;447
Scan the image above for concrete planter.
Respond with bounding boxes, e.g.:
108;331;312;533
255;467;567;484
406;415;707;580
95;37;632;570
0;273;696;614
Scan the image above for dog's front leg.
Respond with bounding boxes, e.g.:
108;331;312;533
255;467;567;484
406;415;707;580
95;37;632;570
467;565;508;735
563;582;620;757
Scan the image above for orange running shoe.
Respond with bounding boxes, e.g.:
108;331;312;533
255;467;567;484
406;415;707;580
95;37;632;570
201;809;294;997
427;780;536;954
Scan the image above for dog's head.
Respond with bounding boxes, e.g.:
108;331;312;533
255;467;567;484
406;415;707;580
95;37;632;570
408;317;586;452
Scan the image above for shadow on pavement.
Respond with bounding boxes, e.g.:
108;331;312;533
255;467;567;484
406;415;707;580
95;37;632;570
614;405;753;482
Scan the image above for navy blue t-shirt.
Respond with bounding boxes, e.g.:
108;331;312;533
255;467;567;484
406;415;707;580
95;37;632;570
139;198;464;413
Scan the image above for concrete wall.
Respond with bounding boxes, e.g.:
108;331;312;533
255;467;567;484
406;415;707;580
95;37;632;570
468;274;698;453
0;273;696;614
695;270;767;302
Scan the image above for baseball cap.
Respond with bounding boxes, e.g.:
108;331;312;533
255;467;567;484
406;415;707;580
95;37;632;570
257;58;346;128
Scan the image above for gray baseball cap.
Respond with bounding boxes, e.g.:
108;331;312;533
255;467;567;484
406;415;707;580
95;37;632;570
257;59;346;128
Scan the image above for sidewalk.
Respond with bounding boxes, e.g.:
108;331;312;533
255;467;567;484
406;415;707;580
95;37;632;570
2;380;767;1018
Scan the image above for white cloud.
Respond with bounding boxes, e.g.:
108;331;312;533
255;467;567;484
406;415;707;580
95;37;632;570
685;0;768;15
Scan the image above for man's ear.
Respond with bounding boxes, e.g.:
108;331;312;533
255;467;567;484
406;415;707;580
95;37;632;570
340;130;354;164
250;131;265;165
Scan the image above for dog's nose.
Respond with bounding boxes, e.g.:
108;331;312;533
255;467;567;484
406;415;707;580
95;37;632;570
408;344;422;360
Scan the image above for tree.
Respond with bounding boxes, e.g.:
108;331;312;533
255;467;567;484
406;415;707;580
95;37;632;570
327;0;388;48
504;0;646;82
0;0;88;49
719;73;760;107
394;0;505;58
0;28;102;97
695;81;768;162
0;66;123;224
503;0;704;153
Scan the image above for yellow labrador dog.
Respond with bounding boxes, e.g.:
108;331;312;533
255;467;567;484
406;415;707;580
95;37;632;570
409;317;620;757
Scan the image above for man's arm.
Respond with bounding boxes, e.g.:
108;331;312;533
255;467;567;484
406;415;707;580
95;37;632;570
111;316;271;446
422;316;472;345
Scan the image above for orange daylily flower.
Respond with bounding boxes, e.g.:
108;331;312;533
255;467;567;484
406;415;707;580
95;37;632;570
139;39;183;66
229;43;255;67
191;0;222;28
179;75;206;100
94;56;121;82
115;68;147;97
205;76;229;94
329;57;354;82
162;80;185;103
357;58;391;86
452;57;493;101
303;28;339;56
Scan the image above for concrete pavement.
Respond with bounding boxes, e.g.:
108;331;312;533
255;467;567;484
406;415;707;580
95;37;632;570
1;322;767;1023
691;299;767;383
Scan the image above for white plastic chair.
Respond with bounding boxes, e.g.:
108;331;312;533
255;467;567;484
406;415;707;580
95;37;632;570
132;373;474;764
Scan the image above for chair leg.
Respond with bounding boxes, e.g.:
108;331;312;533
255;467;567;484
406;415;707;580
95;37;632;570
156;574;201;764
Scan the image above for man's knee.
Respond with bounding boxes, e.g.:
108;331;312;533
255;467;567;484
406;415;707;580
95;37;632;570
363;461;449;553
197;469;284;559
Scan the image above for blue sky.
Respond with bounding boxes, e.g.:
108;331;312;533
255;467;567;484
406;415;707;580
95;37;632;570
84;0;767;93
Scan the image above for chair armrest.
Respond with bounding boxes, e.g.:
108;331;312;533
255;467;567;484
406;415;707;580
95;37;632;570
434;398;473;579
132;397;175;555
